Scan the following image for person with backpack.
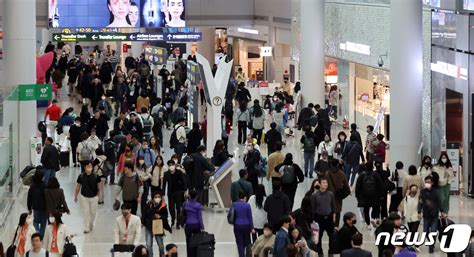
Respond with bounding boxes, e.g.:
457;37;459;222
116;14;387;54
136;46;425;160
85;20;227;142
74;160;101;234
341;134;366;187
310;177;336;256
136;139;156;168
264;181;291;231
25;233;49;257
300;126;318;178
186;122;203;155
230;169;254;202
76;133;94;173
355;163;384;230
171;118;187;159
275;153;304;209
140;107;154;142
229;192;254;257
115;162;144;215
325;159;351;227
95;95;113;119
102;136;117;184
236;102;250;145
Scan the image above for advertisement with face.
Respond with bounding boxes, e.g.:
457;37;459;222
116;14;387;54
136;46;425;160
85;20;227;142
49;0;185;28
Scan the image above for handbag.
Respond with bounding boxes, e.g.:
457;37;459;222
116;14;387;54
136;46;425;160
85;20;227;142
152;219;164;235
6;227;19;257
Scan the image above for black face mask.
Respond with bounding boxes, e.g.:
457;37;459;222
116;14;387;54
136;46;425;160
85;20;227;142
170;253;178;257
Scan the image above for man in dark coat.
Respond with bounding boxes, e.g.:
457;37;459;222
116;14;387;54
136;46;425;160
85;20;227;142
189;145;214;197
264;181;291;231
41;137;60;184
265;122;283;156
297;103;315;129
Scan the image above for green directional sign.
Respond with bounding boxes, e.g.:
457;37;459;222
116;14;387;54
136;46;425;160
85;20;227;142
18;84;52;101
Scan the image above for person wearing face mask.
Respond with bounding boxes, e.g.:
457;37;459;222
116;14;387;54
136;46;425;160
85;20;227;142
114;203;142;246
333;131;348;161
165;243;178;257
401;165;424;197
317;134;334;160
337;212;360;252
251;224;275;257
68;117;84;168
243;143;261;193
418;155;434;184
136;156;152;216
399;185;421;233
132;245;149;257
188;145;215;199
13;213;36;257
163;160;188;229
314;151;331;180
74;161;101;233
275;153;305;210
95;94;113;119
43;212;71;257
87;110;109;142
418;176;443;253
143;192;172;257
433;153;454;215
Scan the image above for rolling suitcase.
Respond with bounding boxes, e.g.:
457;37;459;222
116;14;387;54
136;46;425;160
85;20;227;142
60;151;70;167
189;232;215;257
196;244;214;257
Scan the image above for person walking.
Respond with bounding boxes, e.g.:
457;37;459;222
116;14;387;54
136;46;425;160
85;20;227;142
325;159;351;227
14;213;36;257
172;118;187;158
136;156;152;216
115;162;144;215
300;126;317;178
143;191;172;257
340;233;372;257
27;172;47;237
74;160;101;234
41;137;60;184
68;117;84;167
163;160;188;229
230;192;254;257
264;181;291;230
433;153;454;215
365;125;377;164
43;212;71;257
265;122;283;156
402;165;424;197
373;134;387;172
389;161;407;213
267;141;285;183
317;134;334;160
310;178;336;256
355;164;384;230
186;122;203;155
251;223;275;257
76;133;94;172
349;123;362;147
243;143;261;193
250;100;265;145
183;190;204;257
341;134;365;187
150;155;167;196
189;145;215;198
44;99;62;142
114;203;142;246
273;216;291;257
117;144;135;175
44;177;70;216
237;103;250;145
418;176;443;253
230;169;254;202
247;184;267;242
275;153;304;209
418;155;434;183
399;185;421;233
25;233;50;257
333;131;348;161
338;212;360;252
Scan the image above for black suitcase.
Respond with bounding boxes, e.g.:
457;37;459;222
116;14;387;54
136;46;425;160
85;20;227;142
60;151;70;167
196;244;214;257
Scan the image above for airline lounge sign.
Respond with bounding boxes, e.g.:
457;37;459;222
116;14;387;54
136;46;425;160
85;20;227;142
53;32;201;42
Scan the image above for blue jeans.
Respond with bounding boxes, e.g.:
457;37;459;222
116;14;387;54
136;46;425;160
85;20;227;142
304;151;315;177
145;228;164;257
42;168;56;185
423;217;438;252
344;163;359;186
234;224;252;257
33;209;47;237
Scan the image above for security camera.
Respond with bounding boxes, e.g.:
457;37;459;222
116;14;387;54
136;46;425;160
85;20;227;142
292;17;297;23
378;57;384;67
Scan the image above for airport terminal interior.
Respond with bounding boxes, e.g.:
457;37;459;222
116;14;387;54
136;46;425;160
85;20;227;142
0;0;474;257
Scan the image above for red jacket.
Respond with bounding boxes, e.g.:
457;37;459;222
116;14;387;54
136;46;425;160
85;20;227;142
46;104;62;121
375;141;386;162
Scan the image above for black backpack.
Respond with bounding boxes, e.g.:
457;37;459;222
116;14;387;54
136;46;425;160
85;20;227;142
309;114;318;127
303;135;316;152
62;238;78;257
362;173;377;196
104;140;117;162
169;126;182;148
142;115;153;134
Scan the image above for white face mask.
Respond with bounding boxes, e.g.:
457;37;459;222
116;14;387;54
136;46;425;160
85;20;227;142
154;197;161;204
101;96;106;100
246;146;252;151
263;230;272;237
139;160;145;165
49;217;55;224
26;216;33;225
441;158;447;164
424;183;432;189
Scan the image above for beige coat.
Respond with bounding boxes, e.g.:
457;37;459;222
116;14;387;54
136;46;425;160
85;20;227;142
43;224;69;254
252;234;275;257
267;151;285;179
114;214;142;246
402;175;424;196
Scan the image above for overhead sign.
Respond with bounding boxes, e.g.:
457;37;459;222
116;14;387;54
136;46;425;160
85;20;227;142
53;32;201;42
340;41;371;55
164;32;202;42
237;28;259;35
260;46;273;57
431;60;468;80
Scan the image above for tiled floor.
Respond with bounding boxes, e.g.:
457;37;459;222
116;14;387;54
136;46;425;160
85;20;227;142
1;93;473;257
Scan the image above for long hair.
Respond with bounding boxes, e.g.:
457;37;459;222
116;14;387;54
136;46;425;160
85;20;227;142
108;0;132;25
255;184;266;209
18;213;29;226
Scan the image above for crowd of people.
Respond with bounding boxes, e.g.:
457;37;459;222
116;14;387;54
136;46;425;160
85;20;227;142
2;41;474;257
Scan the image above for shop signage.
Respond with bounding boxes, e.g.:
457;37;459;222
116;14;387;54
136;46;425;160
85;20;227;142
18;84;52;101
431;61;468;80
339;41;371;55
447;143;460;192
163;32;202;42
260;46;273;57
237;28;259;35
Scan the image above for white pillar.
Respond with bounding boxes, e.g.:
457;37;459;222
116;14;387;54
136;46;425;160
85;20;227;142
3;0;37;176
389;0;422;167
300;0;325;107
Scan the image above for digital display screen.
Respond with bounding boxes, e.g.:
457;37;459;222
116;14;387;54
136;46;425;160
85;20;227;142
49;0;186;28
464;0;474;10
432;11;469;51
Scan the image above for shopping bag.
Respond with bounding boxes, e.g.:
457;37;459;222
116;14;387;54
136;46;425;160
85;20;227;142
152;219;164;235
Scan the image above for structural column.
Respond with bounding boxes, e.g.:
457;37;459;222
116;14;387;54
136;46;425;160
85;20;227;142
3;0;37;180
389;0;422;167
300;0;325;107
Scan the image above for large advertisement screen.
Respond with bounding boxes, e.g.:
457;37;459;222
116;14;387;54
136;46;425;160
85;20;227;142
432;12;469;51
49;0;186;28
